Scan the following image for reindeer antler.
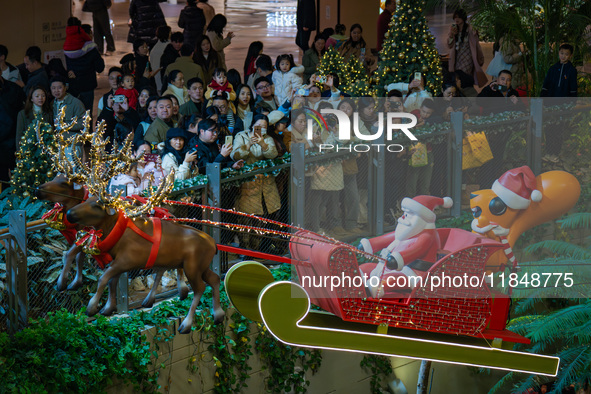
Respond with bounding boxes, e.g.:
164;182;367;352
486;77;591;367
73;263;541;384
39;107;92;184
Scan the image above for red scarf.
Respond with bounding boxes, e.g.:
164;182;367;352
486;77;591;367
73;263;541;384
208;80;232;93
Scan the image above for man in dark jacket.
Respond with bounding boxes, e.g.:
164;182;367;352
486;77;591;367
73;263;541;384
23;46;49;95
178;0;206;48
477;69;524;113
0;76;25;186
84;0;116;55
189;118;243;175
65;35;105;111
296;0;316;51
127;0;167;47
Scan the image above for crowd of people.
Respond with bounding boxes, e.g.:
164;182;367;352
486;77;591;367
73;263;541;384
0;1;580;242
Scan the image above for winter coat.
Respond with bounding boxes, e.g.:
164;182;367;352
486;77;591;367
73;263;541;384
84;0;111;12
302;49;321;83
144;116;173;144
1;63;22;85
164;56;205;85
127;0;167;45
296;0;316;30
65;46;105;93
52;94;86;133
191;137;233;175
178;5;206;48
114;87;140;109
161;151;194;180
231;130;281;215
272;65;304;108
15;109;53;149
205;31;231;70
541;61;578;97
23;67;49;96
162;83;189;105
108;174;141;196
310;131;344;191
498;36;524;88
447;24;487;87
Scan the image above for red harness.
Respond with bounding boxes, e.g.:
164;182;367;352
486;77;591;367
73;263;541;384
82;211;163;269
42;188;90;244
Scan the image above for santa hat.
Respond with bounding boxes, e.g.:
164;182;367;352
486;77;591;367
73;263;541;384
492;166;542;210
401;195;453;223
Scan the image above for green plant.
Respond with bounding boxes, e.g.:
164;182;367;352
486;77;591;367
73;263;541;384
360;355;393;393
255;326;321;393
0;310;158;393
489;211;591;393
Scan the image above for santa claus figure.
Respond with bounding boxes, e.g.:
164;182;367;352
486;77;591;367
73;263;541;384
359;195;453;297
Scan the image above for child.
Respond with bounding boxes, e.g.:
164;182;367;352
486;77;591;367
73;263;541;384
63;17;96;59
272;54;304;107
541;43;577;98
108;163;142;196
204;68;236;107
114;73;140;110
541;43;577;161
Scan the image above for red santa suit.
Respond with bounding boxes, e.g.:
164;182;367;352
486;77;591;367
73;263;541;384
359;195;452;295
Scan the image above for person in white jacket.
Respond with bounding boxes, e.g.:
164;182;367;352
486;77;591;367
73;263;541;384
272;54;304;107
160;127;198;180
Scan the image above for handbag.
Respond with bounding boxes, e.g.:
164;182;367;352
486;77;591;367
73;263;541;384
462;132;493;170
409;143;428;167
486;51;512;78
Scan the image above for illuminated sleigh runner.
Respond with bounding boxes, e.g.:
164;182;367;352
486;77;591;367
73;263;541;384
225;228;560;376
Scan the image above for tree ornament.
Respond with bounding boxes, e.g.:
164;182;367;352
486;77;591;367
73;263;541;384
398;53;405;59
412;57;417;62
422;65;429;72
23;191;30;197
402;27;408;33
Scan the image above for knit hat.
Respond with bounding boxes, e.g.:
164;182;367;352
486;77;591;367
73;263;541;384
166;128;187;141
119;53;135;65
267;110;285;125
401;195;453;223
492;166;542;210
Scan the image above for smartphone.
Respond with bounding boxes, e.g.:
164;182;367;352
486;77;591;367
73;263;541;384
189;147;198;154
452;23;457;28
296;86;310;96
414;72;422;81
144;153;159;163
496;84;508;92
113;95;126;103
225;135;233;145
253;126;262;136
316;75;327;84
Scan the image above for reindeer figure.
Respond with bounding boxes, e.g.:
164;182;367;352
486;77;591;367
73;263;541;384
37;110;189;308
51;115;224;332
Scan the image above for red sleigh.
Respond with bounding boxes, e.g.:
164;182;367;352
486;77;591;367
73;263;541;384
289;228;529;344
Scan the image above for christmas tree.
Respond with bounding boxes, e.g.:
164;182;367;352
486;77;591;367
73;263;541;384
11;115;57;198
374;0;442;95
316;46;374;96
344;56;376;96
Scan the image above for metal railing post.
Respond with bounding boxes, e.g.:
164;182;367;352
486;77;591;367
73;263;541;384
450;112;463;217
368;135;385;236
207;162;222;275
290;143;306;228
7;211;27;333
116;272;129;313
528;98;543;175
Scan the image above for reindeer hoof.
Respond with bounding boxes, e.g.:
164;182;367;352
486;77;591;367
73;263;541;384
86;306;99;317
100;305;116;316
178;323;191;334
141;297;155;309
56;282;67;292
213;308;225;325
67;280;83;291
179;285;189;300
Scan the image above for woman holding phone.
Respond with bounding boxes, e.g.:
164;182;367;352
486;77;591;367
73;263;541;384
231;115;281;250
161;127;198;180
447;8;487;87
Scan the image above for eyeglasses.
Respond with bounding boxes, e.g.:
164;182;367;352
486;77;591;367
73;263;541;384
207;128;219;135
257;84;271;90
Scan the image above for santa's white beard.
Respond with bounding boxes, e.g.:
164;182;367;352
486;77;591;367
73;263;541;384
394;215;426;241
